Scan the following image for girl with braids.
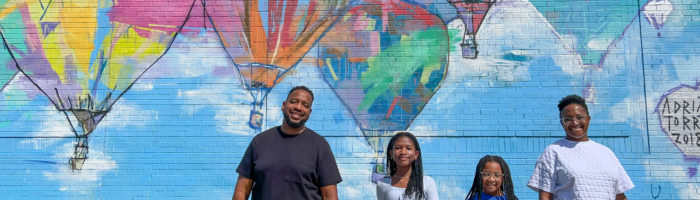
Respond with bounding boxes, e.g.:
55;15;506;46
376;132;438;200
465;155;518;200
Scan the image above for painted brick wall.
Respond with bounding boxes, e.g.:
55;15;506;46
1;0;698;199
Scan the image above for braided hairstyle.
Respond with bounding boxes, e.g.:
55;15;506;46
465;155;518;200
386;131;425;199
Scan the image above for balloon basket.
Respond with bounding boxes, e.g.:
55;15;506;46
70;137;89;170
70;157;86;171
248;109;263;130
460;38;478;59
371;163;386;183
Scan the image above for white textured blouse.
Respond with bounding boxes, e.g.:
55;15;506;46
376;175;439;200
528;139;635;199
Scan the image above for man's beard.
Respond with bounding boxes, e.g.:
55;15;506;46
284;113;307;128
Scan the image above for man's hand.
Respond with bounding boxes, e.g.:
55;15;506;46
232;175;254;200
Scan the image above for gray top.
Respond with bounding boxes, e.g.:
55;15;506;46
376;175;439;200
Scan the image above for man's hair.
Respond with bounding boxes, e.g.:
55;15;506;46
557;94;588;114
287;85;314;102
465;155;518;200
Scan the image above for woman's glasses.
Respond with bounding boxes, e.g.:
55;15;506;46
561;114;589;125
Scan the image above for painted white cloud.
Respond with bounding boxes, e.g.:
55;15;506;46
20;106;75;149
43;142;117;194
587;37;614;51
99;101;158;128
609;96;646;130
180;80;253;135
446;0;584;81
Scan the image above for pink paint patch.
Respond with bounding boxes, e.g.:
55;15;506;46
109;0;196;34
369;31;380;56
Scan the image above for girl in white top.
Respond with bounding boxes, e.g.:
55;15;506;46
376;132;439;200
528;95;634;200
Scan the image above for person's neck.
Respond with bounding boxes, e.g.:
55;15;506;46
566;136;589;142
394;166;412;179
281;123;305;135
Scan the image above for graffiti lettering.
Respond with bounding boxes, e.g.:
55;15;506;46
656;84;700;157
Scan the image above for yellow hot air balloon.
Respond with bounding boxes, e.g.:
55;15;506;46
0;0;198;170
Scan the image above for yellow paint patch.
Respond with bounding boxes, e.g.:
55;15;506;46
104;26;169;89
59;2;98;74
325;58;339;81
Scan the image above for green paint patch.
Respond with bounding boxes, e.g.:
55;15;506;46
359;27;448;111
501;52;531;62
0;9;29;54
447;28;462;52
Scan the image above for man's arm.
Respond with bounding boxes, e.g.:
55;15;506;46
539;189;553;200
320;184;338;200
232;175;254;200
615;193;628;200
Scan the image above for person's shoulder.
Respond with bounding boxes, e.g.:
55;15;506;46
585;140;617;155
376;176;392;187
543;139;567;152
303;128;331;143
423;175;436;184
252;126;281;140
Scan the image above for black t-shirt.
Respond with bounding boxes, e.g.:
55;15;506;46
236;126;342;200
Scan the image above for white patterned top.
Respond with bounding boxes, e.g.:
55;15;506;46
528;139;635;200
376;175;439;200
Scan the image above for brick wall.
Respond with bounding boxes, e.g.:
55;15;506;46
1;0;698;199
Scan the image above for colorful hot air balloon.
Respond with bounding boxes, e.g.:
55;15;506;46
202;0;350;129
316;0;449;182
0;0;197;170
449;0;495;59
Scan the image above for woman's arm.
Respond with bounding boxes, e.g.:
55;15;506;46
539;189;553;200
615;193;627;200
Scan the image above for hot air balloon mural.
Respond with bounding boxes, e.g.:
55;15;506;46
202;0;350;129
0;0;197;170
642;0;673;37
316;0;450;182
448;0;495;59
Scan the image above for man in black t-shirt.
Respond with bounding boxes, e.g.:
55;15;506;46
232;86;342;200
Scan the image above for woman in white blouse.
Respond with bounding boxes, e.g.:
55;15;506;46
376;131;438;200
528;95;634;200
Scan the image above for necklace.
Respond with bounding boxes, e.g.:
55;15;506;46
392;174;410;179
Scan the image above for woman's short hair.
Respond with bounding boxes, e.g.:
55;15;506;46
557;94;588;114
